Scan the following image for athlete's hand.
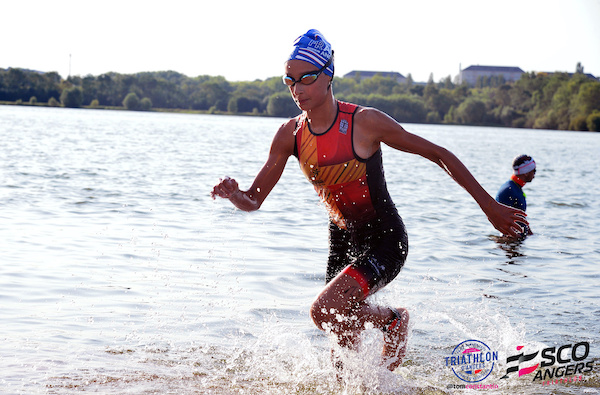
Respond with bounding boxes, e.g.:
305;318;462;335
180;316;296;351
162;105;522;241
211;176;240;200
486;201;529;238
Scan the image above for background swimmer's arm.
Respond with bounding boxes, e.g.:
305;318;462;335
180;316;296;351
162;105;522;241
355;108;528;238
211;120;296;212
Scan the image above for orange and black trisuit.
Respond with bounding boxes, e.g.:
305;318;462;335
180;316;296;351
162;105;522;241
293;101;408;296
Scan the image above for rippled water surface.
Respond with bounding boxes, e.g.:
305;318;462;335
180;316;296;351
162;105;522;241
1;106;598;394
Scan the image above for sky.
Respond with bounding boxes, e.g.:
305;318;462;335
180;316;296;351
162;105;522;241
3;0;600;83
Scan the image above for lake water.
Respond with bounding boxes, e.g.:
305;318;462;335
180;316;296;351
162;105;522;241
0;105;598;394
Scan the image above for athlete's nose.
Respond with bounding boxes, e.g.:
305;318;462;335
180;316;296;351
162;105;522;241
291;81;305;95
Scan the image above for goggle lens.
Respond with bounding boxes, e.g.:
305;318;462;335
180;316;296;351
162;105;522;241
283;73;319;87
300;74;318;84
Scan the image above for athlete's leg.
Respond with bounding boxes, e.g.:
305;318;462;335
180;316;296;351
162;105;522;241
310;270;399;348
382;307;409;371
311;268;410;371
318;215;410;369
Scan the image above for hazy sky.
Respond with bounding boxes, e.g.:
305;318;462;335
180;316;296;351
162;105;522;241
3;0;600;83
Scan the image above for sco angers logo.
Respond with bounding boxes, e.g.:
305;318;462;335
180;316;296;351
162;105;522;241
500;342;594;382
446;340;499;382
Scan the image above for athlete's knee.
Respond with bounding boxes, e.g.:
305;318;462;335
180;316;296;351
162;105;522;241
310;296;354;332
309;297;333;330
310;271;365;331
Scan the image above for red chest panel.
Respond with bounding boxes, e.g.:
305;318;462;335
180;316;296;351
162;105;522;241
295;102;376;228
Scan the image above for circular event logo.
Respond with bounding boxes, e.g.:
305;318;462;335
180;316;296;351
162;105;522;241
449;340;497;383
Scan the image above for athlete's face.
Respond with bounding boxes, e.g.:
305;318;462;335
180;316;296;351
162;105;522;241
522;168;536;183
284;60;332;111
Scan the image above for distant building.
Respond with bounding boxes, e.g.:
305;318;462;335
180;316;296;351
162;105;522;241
343;70;407;84
459;65;524;86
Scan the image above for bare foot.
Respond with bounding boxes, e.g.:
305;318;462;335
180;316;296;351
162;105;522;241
382;307;409;371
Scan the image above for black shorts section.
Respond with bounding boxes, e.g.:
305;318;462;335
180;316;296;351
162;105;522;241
326;210;408;294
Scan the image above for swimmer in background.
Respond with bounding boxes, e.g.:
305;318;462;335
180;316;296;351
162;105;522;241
211;29;528;372
496;155;536;238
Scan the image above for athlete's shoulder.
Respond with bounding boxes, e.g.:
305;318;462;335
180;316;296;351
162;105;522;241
353;105;395;125
497;180;515;196
353;106;406;143
270;116;300;156
273;116;301;138
498;179;512;190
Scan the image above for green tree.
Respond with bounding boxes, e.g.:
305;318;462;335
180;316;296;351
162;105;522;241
140;97;152;111
60;86;83;108
572;81;600;119
201;78;231;111
410;85;424;96
427;88;456;121
266;92;299;117
355;75;398;96
456;98;486;125
444;105;457;124
228;96;262;113
441;75;454;89
586;111;600;132
123;92;140;110
343;93;426;123
330;77;357;96
536;73;588;130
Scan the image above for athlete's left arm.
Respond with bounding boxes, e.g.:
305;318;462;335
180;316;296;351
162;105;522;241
355;107;527;238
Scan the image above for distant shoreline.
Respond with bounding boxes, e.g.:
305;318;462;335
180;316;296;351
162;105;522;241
2;67;599;132
3;101;598;133
0;101;269;117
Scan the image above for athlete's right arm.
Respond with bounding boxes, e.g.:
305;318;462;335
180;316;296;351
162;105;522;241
210;119;297;212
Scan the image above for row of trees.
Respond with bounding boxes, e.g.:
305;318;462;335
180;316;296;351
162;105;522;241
334;71;600;131
1;66;599;131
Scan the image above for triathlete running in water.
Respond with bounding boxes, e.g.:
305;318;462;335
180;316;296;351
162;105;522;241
211;29;527;372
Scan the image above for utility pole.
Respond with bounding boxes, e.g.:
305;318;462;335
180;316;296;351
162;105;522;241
68;54;72;79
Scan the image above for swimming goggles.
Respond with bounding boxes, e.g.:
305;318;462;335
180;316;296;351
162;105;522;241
282;52;333;87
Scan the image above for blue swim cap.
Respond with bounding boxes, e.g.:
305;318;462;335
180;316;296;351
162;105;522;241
288;29;334;77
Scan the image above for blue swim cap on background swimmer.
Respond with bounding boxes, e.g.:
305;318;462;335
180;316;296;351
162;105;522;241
288;29;334;77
